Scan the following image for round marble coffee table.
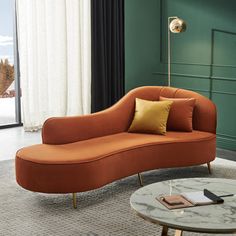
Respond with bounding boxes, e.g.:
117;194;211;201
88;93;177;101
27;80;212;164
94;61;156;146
130;178;236;236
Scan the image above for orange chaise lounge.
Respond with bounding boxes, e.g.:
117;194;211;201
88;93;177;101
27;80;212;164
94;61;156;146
15;86;217;208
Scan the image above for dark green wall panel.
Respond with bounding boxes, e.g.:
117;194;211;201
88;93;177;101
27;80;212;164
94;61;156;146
213;80;236;95
214;31;236;66
125;0;236;151
213;93;236;150
125;0;160;90
213;94;236;137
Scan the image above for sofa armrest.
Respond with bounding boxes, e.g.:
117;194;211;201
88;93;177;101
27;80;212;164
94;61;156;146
42;86;162;144
42;108;127;145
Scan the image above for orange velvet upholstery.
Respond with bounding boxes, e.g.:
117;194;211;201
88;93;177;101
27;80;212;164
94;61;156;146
16;86;217;194
159;96;196;131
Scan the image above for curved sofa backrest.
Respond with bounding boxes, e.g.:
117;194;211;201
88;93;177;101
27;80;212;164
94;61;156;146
42;86;217;144
118;86;216;134
159;87;216;133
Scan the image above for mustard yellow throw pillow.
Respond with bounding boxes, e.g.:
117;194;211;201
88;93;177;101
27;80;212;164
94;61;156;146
128;98;173;134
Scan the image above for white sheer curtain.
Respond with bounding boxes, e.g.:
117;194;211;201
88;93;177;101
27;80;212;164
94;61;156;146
16;0;91;131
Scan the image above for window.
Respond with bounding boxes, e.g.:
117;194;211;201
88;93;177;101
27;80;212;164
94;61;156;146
0;0;21;127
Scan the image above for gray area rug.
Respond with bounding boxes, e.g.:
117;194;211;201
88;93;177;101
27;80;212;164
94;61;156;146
0;159;236;236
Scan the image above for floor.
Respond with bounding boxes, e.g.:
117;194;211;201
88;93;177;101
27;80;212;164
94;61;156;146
0;127;41;161
0;127;235;162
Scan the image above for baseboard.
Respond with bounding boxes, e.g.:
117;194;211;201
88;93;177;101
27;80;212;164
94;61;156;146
217;136;236;151
216;148;236;161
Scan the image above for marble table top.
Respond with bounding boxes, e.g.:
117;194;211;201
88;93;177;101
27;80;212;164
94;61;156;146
130;178;236;233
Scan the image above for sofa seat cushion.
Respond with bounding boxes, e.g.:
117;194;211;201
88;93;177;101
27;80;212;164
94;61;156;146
16;131;216;193
17;131;215;165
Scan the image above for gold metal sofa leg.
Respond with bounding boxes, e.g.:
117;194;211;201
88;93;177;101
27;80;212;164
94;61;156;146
138;173;143;186
207;162;212;174
72;193;77;209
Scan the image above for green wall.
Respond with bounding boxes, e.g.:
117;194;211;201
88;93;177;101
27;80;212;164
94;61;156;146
125;0;160;89
125;0;236;151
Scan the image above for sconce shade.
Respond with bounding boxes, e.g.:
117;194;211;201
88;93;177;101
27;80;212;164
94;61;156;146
169;18;186;33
